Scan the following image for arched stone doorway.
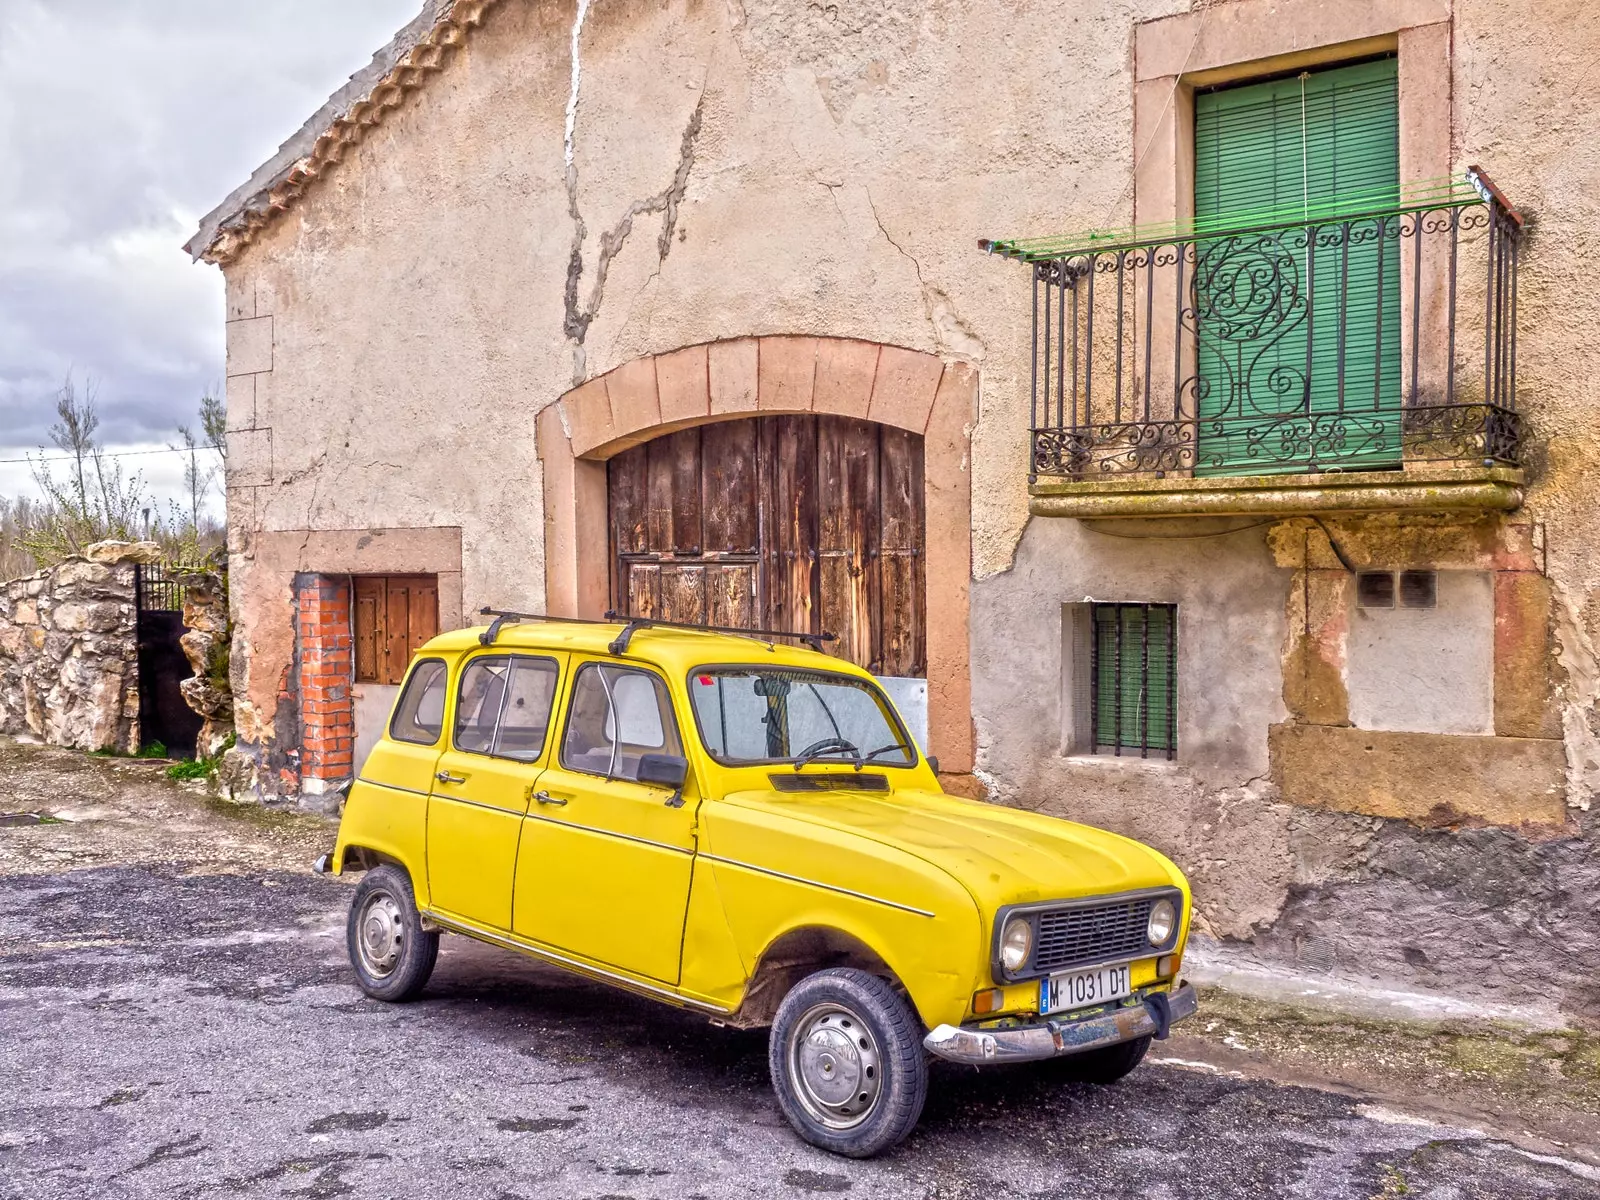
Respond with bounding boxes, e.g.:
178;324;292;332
538;336;975;771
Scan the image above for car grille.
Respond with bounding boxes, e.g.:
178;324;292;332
1031;896;1168;974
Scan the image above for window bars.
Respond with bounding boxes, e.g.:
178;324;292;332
1089;603;1177;760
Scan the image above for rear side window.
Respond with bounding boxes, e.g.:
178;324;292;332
389;659;448;745
453;654;561;762
561;664;682;782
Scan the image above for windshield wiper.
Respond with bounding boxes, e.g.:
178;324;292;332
856;743;909;771
792;737;861;771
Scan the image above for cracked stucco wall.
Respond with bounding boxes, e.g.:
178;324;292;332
213;0;1600;1018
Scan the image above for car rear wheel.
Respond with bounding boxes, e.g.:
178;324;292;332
346;864;438;1002
1058;1034;1151;1084
768;968;927;1158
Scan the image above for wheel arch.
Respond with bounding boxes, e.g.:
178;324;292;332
730;924;912;1030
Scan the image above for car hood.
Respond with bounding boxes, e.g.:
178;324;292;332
719;785;1184;912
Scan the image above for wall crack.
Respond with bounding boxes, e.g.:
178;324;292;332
561;0;706;383
863;187;985;361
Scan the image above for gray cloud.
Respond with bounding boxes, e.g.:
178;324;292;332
0;0;421;459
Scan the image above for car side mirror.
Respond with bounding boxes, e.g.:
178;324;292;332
926;755;939;775
637;753;689;791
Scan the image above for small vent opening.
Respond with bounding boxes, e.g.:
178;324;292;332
1399;570;1437;608
1356;572;1395;608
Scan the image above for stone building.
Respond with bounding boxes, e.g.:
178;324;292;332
188;0;1600;1023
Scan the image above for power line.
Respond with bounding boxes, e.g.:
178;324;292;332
0;445;222;466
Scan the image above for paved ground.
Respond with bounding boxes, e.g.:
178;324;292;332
3;740;1599;1199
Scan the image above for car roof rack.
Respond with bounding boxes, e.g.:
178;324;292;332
476;607;838;656
477;608;611;646
601;612;838;656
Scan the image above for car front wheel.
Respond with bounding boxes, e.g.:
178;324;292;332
346;864;438;1002
768;968;928;1158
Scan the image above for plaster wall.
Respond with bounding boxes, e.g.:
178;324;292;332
353;684;401;778
210;0;1600;1017
1346;571;1494;735
970;516;1293;934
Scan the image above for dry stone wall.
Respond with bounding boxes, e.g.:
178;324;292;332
0;542;159;753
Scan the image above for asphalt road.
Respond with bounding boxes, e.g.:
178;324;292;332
3;864;1597;1200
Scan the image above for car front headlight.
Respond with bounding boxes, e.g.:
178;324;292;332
999;916;1033;974
1147;898;1177;946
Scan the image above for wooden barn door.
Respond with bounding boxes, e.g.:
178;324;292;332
607;415;925;677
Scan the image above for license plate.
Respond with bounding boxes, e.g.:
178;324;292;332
1040;963;1132;1015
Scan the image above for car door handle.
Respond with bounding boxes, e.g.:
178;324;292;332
532;791;568;807
436;771;466;785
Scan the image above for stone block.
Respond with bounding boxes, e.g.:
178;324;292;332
561;376;615;458
813;339;881;418
1495;571;1560;738
756;335;817;412
655;344;709;424
226;315;273;377
868;345;944;433
225;270;254;321
230;428;275;487
225;373;256;430
1269;722;1567;827
85;540;162;565
708;338;758;415
50;601;125;634
605;355;661;436
12;600;37;625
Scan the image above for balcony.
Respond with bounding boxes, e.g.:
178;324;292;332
981;170;1526;518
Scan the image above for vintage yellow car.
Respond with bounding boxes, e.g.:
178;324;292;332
319;610;1196;1156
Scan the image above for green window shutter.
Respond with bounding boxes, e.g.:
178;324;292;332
1092;605;1176;755
1193;58;1401;475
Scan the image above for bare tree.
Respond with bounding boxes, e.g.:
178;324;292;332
46;373;99;511
199;390;226;460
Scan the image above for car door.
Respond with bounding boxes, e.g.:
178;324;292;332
512;660;697;984
426;652;564;931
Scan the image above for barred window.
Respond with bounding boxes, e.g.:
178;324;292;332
1090;603;1177;759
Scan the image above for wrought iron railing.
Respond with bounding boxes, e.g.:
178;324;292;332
981;170;1525;479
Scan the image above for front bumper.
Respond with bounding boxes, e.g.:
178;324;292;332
923;982;1198;1065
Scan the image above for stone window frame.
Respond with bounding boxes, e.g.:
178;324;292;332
1133;0;1452;234
1133;0;1454;455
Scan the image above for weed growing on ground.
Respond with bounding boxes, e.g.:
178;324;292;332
163;733;236;784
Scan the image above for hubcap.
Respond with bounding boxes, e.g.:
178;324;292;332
356;890;405;977
787;1003;883;1130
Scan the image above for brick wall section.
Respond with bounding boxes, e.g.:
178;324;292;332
295;574;354;786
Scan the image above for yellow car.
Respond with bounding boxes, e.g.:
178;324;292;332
318;610;1196;1157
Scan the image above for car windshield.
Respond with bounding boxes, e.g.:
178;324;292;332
688;667;916;767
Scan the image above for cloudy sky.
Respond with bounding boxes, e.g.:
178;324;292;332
0;0;420;510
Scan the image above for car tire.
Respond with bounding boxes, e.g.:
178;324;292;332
1059;1034;1151;1084
345;864;439;1002
768;968;928;1158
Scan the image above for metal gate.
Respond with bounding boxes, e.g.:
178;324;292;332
134;563;203;756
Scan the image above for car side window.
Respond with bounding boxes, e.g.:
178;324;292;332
389;659;449;745
491;657;561;762
453;654;560;761
560;663;682;782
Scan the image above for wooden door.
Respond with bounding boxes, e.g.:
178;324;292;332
354;575;440;685
607;415;925;677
